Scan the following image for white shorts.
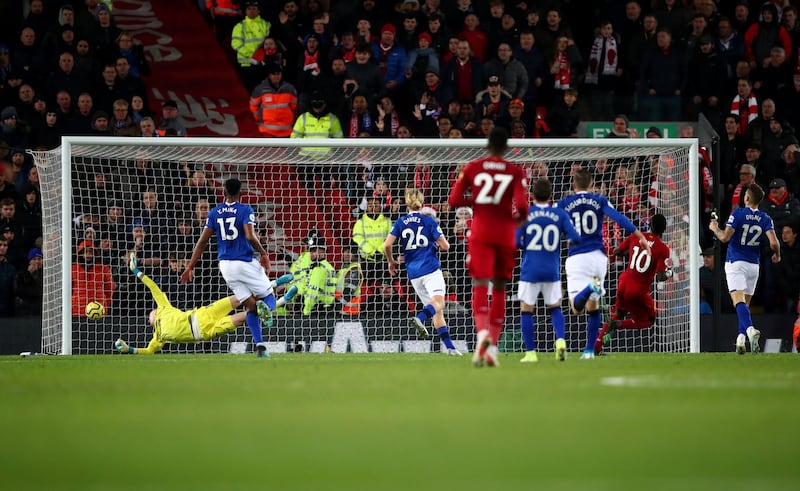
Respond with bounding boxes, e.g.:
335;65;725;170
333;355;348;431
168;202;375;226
565;250;608;299
724;261;760;296
518;281;562;306
219;259;274;302
410;270;446;306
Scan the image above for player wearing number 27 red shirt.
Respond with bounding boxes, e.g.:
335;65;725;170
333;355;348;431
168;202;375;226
595;213;672;355
447;128;529;367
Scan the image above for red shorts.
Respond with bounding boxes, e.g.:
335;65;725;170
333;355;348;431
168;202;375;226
615;277;655;321
467;240;517;281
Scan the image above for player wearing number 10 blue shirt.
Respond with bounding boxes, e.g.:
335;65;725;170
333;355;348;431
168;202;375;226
556;168;650;360
384;189;461;355
517;178;581;363
181;178;295;358
710;183;780;355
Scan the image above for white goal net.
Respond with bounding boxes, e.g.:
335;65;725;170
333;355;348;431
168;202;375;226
32;137;699;355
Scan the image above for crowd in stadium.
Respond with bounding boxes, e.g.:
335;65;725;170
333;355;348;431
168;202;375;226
0;0;799;323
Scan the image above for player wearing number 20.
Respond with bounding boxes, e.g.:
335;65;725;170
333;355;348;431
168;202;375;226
594;214;671;355
709;183;781;354
448;128;529;367
384;188;461;355
557;168;651;360
517;178;581;363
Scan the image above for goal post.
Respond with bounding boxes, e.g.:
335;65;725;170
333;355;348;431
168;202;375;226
32;136;699;355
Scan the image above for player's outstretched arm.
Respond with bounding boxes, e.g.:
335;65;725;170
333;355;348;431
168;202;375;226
604;204;651;254
130;253;172;309
709;216;734;243
383;234;398;276
181;227;213;284
115;337;161;355
767;229;781;263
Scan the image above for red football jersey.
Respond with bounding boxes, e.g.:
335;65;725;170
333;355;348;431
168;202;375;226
448;156;528;248
618;232;671;287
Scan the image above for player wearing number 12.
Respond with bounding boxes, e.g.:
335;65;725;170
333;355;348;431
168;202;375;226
517;178;581;363
557;168;651;360
447;128;529;367
595;214;672;355
709;183;781;354
384;188;461;355
181;178;281;358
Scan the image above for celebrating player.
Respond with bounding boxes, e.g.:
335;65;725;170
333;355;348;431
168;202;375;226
517;178;581;362
448;127;529;367
710;183;780;354
384;188;461;355
557;167;651;360
180;178;281;358
594;213;672;355
116;254;296;355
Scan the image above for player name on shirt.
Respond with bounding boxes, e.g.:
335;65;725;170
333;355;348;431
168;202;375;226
559;195;602;212
219;206;237;213
527;209;563;222
483;162;508;170
745;213;763;222
402;215;422;225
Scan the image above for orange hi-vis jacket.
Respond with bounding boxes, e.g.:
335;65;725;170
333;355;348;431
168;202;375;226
249;82;298;137
205;0;241;16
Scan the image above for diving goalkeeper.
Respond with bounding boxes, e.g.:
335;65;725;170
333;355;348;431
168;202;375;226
115;253;297;355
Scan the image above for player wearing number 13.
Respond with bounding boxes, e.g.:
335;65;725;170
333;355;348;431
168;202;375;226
181;178;280;358
447;128;529;367
709;183;781;354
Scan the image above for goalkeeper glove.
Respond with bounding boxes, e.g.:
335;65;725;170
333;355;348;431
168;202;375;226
115;338;134;354
129;253;143;278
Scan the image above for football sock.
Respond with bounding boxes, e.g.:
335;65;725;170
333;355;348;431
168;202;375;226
436;326;456;350
520;311;535;351
416;304;436;324
735;302;753;335
489;288;506;344
246;311;263;344
586;309;601;352
472;284;490;333
549;307;565;340
573;285;593;312
262;293;277;311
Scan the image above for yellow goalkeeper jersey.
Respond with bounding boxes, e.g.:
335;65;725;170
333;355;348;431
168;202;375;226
142;276;202;350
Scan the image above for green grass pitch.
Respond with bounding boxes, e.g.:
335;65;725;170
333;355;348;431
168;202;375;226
1;352;798;490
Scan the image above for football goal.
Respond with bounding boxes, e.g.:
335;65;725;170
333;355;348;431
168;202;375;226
31;137;699;355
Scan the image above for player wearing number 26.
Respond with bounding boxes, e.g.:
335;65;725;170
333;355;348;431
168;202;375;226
448;128;529;367
557;168;650;360
710;184;781;355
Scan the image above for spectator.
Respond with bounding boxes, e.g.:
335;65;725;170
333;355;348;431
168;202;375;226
129;94;153;125
606;113;637;138
14;247;43;316
715;16;745;82
375;94;401;137
46;51;87;103
92;61;124;114
759;178;800;230
89;3;122;62
752;46;792;104
1;106;30;149
75;0;101;40
115;31;150;78
110;99;140;137
71;239;115;317
289;231;336;316
699;246;732;313
543;35;583;105
12;27;47;88
405;32;440;93
352;196;391;283
546;88;580;138
139;116;159;137
719;113;746;193
65;92;94;135
639;28;684;121
585;20;623;121
474;75;511;126
114;55;148;108
397;13;421;53
249;64;298;138
125;218;163;269
484;42;528;100
346;43;384;108
32;106;61;150
760;117;798;186
371;23;407;96
0;236;15;316
204;0;242;48
291;92;343;191
441;38;484;105
90;109;112;135
231;1;271;91
426;12;451;58
782;143;800;195
328;31;357;65
459;13;488;63
686;35;726;125
16;185;41;243
363;278;405;314
72;38;95;80
744;3;791;71
512;30;545;115
746;98;777;151
343;93;375;137
296;33;327;111
653;0;689;44
776;223;800;312
731;163;757;210
158;100;187;137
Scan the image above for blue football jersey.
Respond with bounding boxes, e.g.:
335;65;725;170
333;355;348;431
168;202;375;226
557;191;637;257
725;207;774;264
390;212;443;280
518;204;581;283
205;201;255;261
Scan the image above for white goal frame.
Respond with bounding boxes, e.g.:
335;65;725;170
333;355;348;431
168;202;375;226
44;136;699;354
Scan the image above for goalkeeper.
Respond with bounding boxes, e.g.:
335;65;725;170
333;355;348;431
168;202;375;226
115;253;297;355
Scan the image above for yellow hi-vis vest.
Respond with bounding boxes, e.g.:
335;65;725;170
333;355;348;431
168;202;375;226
290;251;336;315
290;111;344;158
336;262;364;315
352;214;391;261
231;16;270;66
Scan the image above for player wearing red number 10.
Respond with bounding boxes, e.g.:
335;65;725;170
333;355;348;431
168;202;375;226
557;168;651;360
595;214;672;355
447;128;529;367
